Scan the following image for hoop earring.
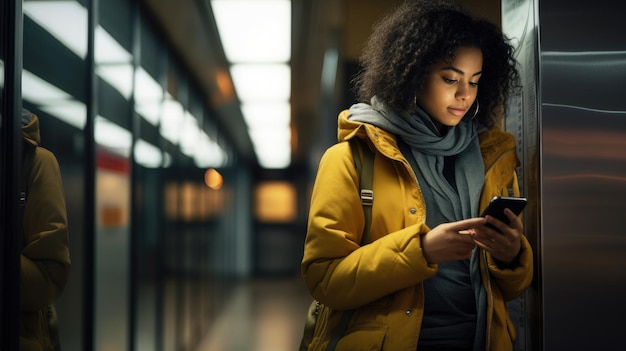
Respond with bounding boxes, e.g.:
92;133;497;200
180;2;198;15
471;100;480;120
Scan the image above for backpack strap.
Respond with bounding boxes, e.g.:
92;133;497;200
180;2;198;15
349;138;374;244
326;138;375;351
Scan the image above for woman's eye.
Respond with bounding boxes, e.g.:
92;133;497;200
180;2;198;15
469;82;479;87
443;78;456;84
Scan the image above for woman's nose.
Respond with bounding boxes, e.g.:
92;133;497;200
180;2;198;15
456;83;471;100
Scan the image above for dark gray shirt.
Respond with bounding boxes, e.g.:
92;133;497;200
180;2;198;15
418;259;477;348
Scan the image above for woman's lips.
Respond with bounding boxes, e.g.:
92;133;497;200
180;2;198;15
448;107;468;117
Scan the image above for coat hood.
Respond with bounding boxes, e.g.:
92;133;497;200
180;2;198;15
337;108;364;142
336;108;401;161
22;111;41;147
478;126;519;171
337;107;519;172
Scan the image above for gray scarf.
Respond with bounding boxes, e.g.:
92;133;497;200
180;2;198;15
349;96;488;351
348;96;484;225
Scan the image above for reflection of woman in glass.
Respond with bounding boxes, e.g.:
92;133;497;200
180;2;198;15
301;1;533;350
20;109;71;351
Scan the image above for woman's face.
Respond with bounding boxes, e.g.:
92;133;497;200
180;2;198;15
417;46;483;129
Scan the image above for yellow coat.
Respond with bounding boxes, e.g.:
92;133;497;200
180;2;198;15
302;110;533;351
20;114;71;351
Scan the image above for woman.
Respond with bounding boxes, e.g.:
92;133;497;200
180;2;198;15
20;110;71;351
301;1;533;350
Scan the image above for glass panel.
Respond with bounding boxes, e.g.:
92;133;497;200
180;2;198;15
22;1;88;350
132;14;165;351
94;0;133;349
0;0;10;345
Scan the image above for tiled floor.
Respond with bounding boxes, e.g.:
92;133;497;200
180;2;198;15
195;276;313;351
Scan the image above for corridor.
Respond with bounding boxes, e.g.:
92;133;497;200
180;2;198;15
195;277;312;351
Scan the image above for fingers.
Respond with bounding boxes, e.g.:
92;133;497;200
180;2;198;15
425;221;480;264
484;208;522;235
470;210;524;263
472;233;521;263
449;217;487;231
470;230;497;247
504;208;523;229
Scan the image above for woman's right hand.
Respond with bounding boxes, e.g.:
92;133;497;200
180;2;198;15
421;217;486;264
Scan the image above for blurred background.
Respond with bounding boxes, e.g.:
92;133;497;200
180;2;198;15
2;0;625;350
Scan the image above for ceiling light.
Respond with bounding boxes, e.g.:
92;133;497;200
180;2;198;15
22;69;87;129
134;139;163;168
241;102;290;130
230;63;290;102
95;116;132;157
211;0;291;63
211;0;292;169
160;95;185;145
23;1;88;59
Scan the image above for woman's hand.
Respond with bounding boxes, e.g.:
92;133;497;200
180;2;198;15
465;208;523;264
421;217;486;264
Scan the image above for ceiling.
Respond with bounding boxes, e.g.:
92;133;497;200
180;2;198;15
140;0;500;170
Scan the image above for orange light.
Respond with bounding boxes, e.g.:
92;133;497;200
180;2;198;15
101;206;124;228
205;168;224;190
255;181;296;222
213;69;235;105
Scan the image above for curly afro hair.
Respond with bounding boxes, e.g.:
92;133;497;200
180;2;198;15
353;0;520;128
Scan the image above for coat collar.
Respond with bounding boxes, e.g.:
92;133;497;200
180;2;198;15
338;109;519;173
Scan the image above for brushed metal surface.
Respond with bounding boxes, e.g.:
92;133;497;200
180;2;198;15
541;0;626;349
504;0;626;349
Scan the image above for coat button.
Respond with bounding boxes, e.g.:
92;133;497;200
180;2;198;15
410;208;417;214
405;310;412;316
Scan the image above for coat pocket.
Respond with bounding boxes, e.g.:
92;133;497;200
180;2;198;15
335;325;388;351
331;296;391;350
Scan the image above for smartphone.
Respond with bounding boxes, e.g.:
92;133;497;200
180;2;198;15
480;196;527;231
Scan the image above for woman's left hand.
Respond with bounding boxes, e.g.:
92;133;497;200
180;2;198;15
463;208;523;264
